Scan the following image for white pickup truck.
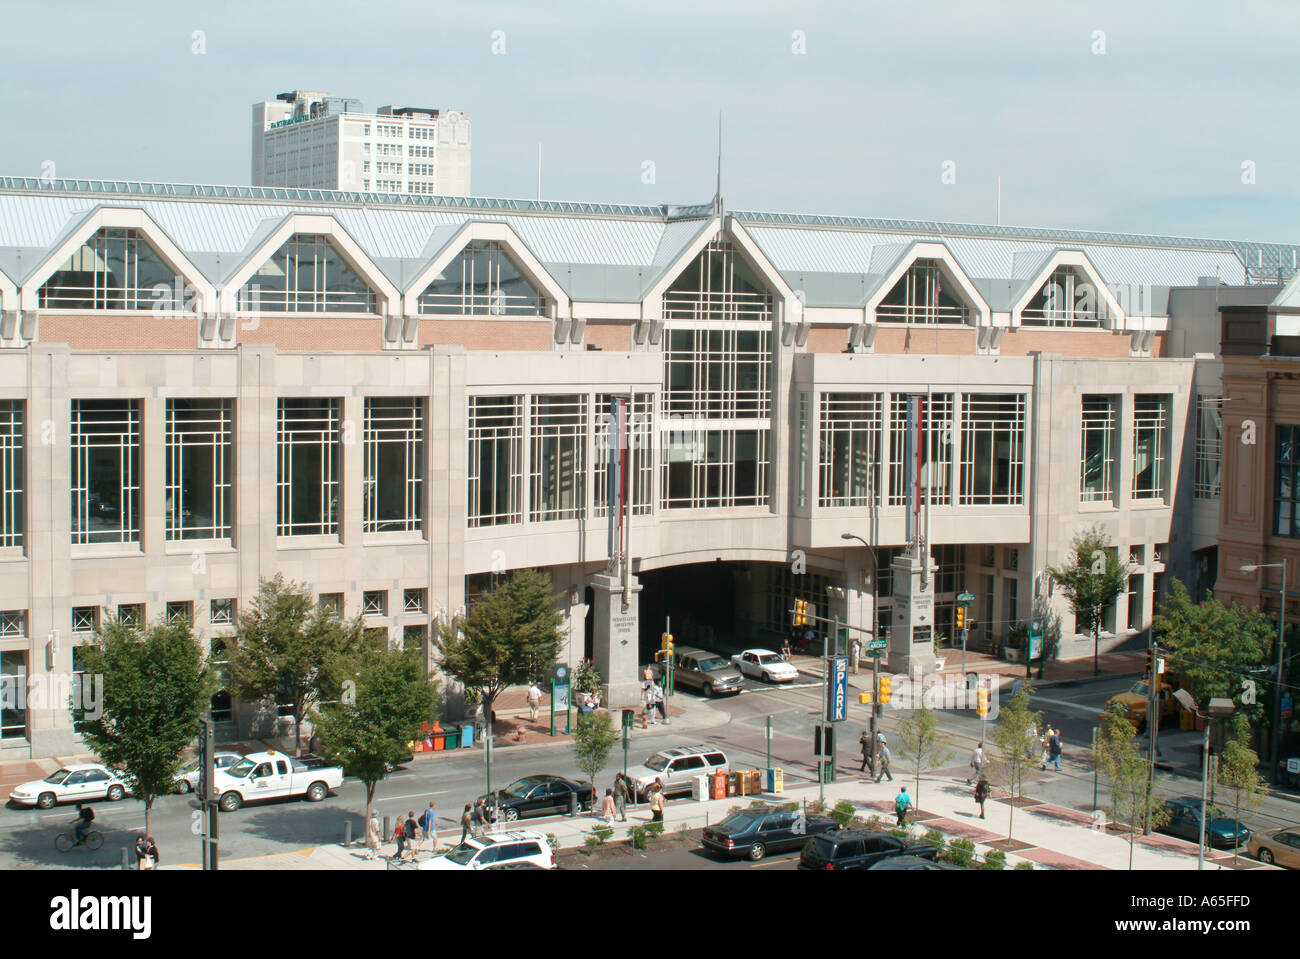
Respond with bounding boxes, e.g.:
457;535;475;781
212;750;343;812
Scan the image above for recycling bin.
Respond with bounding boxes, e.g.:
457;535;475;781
459;722;474;748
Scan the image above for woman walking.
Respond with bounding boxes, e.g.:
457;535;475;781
459;803;473;844
974;775;990;820
649;780;665;823
600;788;617;825
613;773;630;822
364;811;382;860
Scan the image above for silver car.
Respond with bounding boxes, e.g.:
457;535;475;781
672;646;744;697
626;745;729;800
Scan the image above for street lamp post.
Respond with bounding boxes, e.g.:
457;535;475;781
1240;559;1287;782
1175;691;1237;870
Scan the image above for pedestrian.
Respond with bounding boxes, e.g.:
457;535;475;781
143;835;158;868
858;730;874;774
365;810;382;860
397;810;417;861
850;638;861;675
968;741;986;785
894;786;912;827
1046;730;1062;771
459;803;473;844
1039;724;1054;769
642;681;656;725
134;834;151;870
643;664;655;684
614;772;630;821
781;637;793;660
471;798;489;837
974;775;990;819
652;681;668;723
601;788;617;825
527;681;542;724
649;779;665;823
421;800;437;849
391;818;406;861
875;741;893;783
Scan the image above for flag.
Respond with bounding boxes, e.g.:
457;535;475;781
607;397;627;560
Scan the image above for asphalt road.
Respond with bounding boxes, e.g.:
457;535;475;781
4;674;1297;869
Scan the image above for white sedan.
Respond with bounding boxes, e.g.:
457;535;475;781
730;649;800;683
8;763;131;809
174;753;244;793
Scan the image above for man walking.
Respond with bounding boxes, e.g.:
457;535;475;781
858;730;874;775
421;800;438;850
875;738;893;783
968;741;986;785
894;786;912;827
527;681;542;724
613;772;630;822
850;638;861;675
642;680;656;725
652;680;668;724
974;775;990;819
471;798;489;838
459;804;473;844
1045;730;1062;771
365;810;382;860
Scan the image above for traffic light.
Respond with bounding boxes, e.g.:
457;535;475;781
955;607;965;630
794;599;808;627
976;687;990;717
877;675;892;705
858;691;872;705
1145;649;1153;677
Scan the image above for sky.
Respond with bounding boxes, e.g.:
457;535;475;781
1;0;1298;242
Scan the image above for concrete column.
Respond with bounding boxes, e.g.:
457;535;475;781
888;547;939;675
588;571;640;709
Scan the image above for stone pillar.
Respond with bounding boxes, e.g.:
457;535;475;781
888;546;940;675
589;572;641;709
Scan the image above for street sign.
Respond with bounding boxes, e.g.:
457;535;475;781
957;592;976;605
868;638;888;651
828;657;849;722
1028;620;1044;660
551;664;570;685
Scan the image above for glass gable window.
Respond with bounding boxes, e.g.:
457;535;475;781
71;400;141;545
363;398;425;534
594;393;652;517
417;241;544;316
1275;425;1300;538
887;393;954;507
38;228;173;310
530;395;586;522
166;399;233;540
276;398;342;536
818;393;882;507
1195;396;1223;500
878;259;968;324
1080;395;1118;504
468;395;523;527
662;240;772;323
239;234;376;313
1132;394;1170;502
0;401;23;549
1021;267;1102;327
959;394;1026;506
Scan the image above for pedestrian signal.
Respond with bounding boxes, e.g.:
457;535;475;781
976;687;990;717
859;691;872;705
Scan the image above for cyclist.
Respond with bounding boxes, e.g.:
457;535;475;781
72;804;94;845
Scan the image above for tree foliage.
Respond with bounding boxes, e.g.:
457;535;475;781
1152;577;1273;720
72;616;213;835
1093;702;1169;869
436;569;563;714
896;702;954;806
990;681;1042;841
226;574;365;755
1046;525;1128;638
572;710;619;788
312;641;439;827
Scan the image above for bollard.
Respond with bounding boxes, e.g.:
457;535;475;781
121;848;130;871
343;821;352;848
382;815;389;843
569;791;578;817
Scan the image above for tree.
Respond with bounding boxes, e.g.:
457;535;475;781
1093;702;1169;868
989;681;1042;842
1046;525;1128;675
572;710;619;793
436;569;563;726
1153;577;1272;721
312;640;439;831
71;616;212;836
1214;715;1266;867
895;701;954;807
226;574;364;756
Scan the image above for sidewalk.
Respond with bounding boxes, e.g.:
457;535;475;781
163;761;1273;871
795;648;1145;690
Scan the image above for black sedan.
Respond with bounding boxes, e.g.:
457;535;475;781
482;776;594;822
799;830;940;870
702;806;841;861
868;854;965;871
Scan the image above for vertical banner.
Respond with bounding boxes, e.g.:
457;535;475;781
903;395;922;544
828;656;849;722
607;397;627;560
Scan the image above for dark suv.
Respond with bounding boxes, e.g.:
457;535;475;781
702;805;841;861
798;830;938;870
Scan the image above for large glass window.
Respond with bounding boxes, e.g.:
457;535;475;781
38;228;173;310
959;394;1026;506
1195;396;1223;500
663;327;770;419
0;652;26;740
276;398;342;536
768;567;830;636
796;393;809;509
662;240;771;323
1080;395;1118;504
594;394;652;517
418;241;544;316
818;393;882;507
468;395;523;527
71;400;140;545
887;393;954;507
1275;425;1300;538
1021;267;1101;327
239;235;376;313
166;399;233;540
0;401;23;548
1132;394;1170;501
663;428;768;509
364;398;425;533
878;259;968;324
530;395;586;522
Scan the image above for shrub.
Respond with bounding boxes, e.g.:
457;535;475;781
583;835;601;854
830;801;856;828
629;826;648;850
865;815;885;831
922;829;946;856
592;825;614;844
888;827;908;839
805;799;827;815
1015;861;1035;870
979;848;1007;871
779;801;799;812
750;799;770;808
645;821;665;838
946;837;976;868
545;834;559;853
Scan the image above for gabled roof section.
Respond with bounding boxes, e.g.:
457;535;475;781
219;212;400;315
401;221;569;317
1009;249;1126;327
864;240;991;325
18;204;217;312
1274;269;1300;309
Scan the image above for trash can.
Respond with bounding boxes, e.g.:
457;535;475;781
765;767;783;793
692;774;709;802
429;723;445;751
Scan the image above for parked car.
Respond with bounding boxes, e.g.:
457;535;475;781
798;830;939;870
867;854;965;871
730;649;799;684
672;646;744;697
626;744;729;800
174;752;243;793
1247;827;1300;868
1156;797;1250;849
482;775;594;821
1101;677;1187;732
8;764;131;809
418;830;555;870
702;805;841;861
211;750;344;811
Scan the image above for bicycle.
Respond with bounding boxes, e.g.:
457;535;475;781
55;829;104;853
